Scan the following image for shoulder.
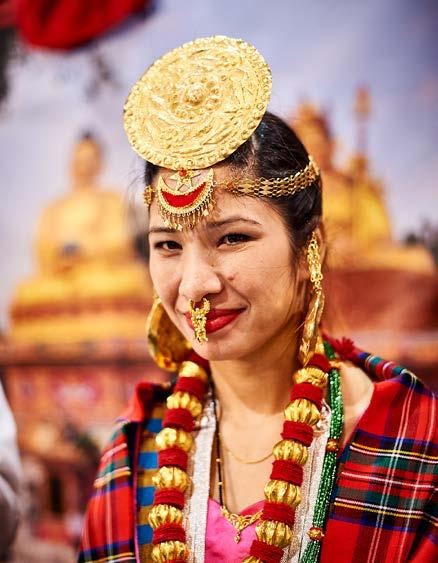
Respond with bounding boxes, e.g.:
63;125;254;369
327;337;437;436
118;380;172;425
372;368;436;416
81;381;166;532
355;368;438;458
327;337;437;444
95;381;170;470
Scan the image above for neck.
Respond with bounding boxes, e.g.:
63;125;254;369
71;175;97;191
209;323;300;424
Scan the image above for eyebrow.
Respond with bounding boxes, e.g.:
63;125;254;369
148;226;178;235
148;216;262;235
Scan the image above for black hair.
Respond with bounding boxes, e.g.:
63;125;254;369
144;111;322;257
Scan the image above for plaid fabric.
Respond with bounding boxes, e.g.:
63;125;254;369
136;404;164;562
78;349;437;562
322;367;437;562
78;382;167;563
78;421;136;563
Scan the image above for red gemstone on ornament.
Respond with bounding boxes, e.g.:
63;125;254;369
162;183;205;209
179;169;187;177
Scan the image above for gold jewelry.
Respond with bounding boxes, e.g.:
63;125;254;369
155;169;215;230
143;156;320;230
146;296;191;371
188;298;210;343
216;433;263;543
124;36;271;171
214;155;320;198
219;432;273;465
125;35;321;230
299;231;325;365
220;505;263;544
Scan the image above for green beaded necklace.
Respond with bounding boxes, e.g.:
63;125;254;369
301;340;344;562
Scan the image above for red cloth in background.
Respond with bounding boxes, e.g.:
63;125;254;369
16;0;150;49
0;0;17;28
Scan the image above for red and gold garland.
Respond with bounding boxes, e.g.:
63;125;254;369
148;351;331;563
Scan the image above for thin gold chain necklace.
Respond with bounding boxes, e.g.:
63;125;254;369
214;401;263;543
219;432;273;465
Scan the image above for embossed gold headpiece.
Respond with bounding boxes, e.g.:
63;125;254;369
124;35;320;229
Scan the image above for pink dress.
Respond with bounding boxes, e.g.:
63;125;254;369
205;498;264;562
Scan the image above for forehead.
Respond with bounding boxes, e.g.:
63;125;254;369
153;161;236;185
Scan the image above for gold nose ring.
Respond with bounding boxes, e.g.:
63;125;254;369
188;298;211;343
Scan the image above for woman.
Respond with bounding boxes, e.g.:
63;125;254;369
78;37;437;563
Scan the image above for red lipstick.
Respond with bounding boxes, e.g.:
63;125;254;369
184;308;243;334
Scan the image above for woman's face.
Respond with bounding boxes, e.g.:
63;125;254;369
148;165;306;361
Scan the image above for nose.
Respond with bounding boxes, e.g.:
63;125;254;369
179;249;223;304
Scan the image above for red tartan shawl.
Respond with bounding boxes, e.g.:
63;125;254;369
78;344;438;562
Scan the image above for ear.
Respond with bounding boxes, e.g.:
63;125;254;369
315;225;327;265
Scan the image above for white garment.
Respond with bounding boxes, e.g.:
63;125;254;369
0;383;22;556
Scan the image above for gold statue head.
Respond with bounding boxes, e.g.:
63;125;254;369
71;133;103;188
293;102;334;172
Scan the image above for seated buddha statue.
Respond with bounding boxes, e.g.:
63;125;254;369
10;134;152;343
292;102;435;273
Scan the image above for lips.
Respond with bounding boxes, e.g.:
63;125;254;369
184;308;244;334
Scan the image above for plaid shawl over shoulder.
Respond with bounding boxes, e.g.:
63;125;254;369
78;349;437;563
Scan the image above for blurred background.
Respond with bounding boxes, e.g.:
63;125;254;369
0;0;437;561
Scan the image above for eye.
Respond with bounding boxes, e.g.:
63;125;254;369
219;233;251;246
153;240;182;251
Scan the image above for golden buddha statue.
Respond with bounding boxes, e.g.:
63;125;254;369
292;99;435;273
10;134;152;343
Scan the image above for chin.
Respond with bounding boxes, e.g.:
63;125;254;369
189;335;256;362
175;314;259;362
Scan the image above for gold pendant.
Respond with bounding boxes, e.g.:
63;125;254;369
220;506;263;543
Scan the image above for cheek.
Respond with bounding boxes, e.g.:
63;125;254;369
228;250;295;306
245;249;297;315
149;255;178;304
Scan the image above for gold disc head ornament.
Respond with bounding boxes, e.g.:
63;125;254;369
124;35;272;170
124;35;272;228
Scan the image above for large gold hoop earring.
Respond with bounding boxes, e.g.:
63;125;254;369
146;296;192;371
298;232;325;365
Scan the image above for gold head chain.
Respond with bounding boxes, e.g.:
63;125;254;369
143;156;320;209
